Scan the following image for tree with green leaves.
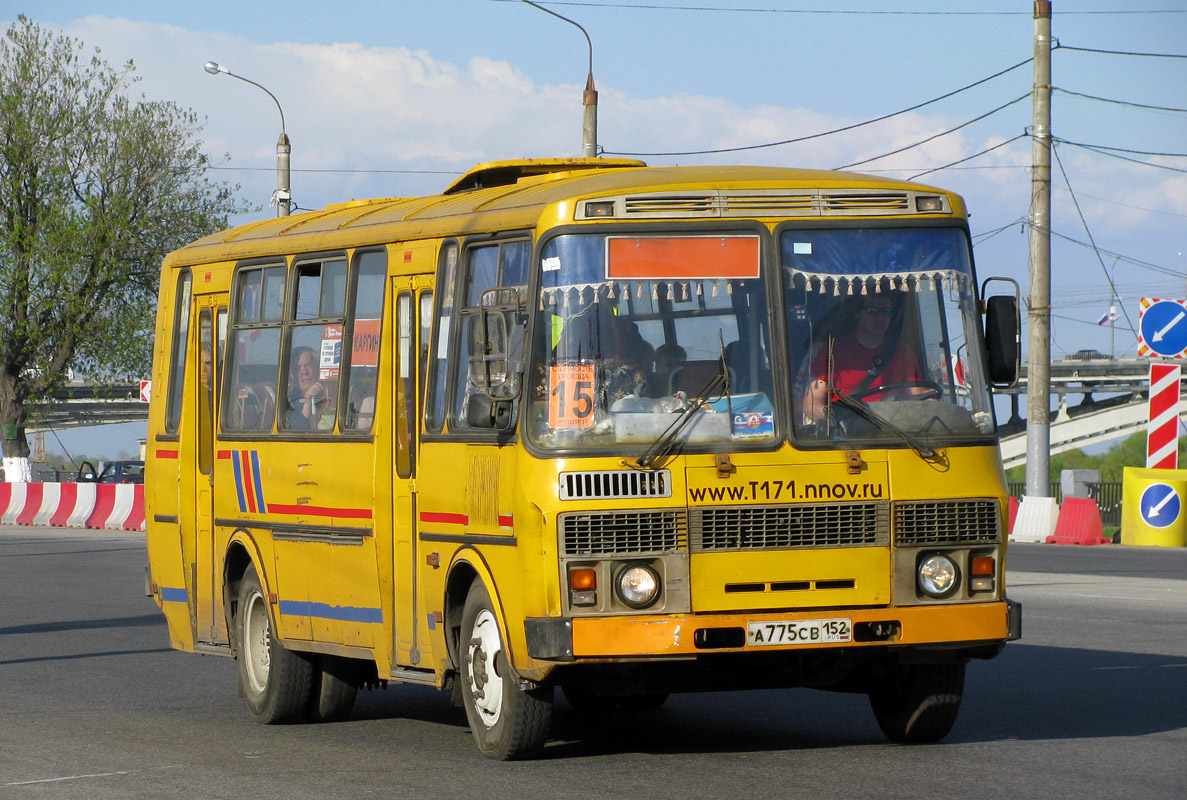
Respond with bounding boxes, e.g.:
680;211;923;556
0;17;247;479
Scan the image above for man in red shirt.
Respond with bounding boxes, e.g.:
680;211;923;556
801;294;923;422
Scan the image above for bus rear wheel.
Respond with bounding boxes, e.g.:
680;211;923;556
459;582;552;760
236;564;313;724
869;662;964;743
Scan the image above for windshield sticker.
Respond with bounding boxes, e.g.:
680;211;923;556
542;256;562;272
606;235;760;280
549;364;597;429
793;242;812;255
732;411;774;439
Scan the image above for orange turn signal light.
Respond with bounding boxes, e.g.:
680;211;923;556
569;567;597;591
970;556;996;576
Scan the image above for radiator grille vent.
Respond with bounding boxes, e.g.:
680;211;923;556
559;469;672;500
560;509;687;556
690;502;890;552
894;499;1001;545
582;189;932;219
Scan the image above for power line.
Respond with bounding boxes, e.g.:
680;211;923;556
483;1;1187;16
1057;44;1187;59
1054;87;1187;115
602;56;1033;157
1056;139;1187;174
201;163;455;173
835;95;1029;171
1050;142;1136;336
908;133;1028;181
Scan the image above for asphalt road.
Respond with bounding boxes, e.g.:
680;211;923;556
1;527;1185;800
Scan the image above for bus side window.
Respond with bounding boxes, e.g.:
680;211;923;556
453;239;530;429
164;270;192;434
341;249;386;432
426;243;458;433
223;265;284;433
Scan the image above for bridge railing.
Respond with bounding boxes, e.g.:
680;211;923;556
1006;481;1123;529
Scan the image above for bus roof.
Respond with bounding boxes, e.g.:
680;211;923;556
164;159;965;268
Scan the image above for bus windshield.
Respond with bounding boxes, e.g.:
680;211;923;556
526;231;777;452
783;226;995;445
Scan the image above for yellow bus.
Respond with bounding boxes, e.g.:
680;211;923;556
145;157;1022;759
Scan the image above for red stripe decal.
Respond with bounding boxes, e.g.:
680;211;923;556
267;504;373;519
497;515;514;528
419;511;469;525
156;449;179;459
240;451;258;513
217;450;232;459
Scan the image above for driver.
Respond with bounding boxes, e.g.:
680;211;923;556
801;294;923;422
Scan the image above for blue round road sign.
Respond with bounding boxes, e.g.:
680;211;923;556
1139;482;1181;529
1140;300;1187;358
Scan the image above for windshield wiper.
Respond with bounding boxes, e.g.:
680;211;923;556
830;391;939;461
636;372;726;468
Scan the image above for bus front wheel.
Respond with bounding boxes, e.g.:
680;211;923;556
459;582;552;760
236;564;313;724
869;661;964;743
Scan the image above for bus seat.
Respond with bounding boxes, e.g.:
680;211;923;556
671;360;724;395
254;383;277;430
231;383;263;430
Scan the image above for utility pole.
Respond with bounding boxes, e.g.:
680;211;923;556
1025;0;1053;497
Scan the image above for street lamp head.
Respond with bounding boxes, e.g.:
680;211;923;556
203;61;228;75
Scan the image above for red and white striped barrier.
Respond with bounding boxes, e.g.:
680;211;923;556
0;482;145;531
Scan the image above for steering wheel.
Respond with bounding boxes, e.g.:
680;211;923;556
850;380;943;402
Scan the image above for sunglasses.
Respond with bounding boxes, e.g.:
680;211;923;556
861;306;894;317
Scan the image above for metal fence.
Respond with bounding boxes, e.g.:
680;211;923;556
1006;481;1122;528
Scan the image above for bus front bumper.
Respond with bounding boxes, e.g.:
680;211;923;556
525;600;1017;661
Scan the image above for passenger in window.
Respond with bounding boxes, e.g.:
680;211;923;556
599;314;650;406
643;343;686;397
287;346;332;429
800;294;923;421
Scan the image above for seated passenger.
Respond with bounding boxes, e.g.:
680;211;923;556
801;295;923;421
643;343;687;398
287;346;334;429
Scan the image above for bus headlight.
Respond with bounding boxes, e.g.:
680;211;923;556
615;563;661;609
917;554;959;598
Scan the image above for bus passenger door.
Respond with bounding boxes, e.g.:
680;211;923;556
193;301;222;644
390;276;432;668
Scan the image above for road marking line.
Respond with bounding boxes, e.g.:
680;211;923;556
4;770;138;786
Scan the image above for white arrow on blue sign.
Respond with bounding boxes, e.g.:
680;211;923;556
1139;482;1181;529
1139;299;1187;358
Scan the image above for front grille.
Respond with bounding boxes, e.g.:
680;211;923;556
690;502;890;551
560;509;687;556
560;469;672;500
894;499;1001;545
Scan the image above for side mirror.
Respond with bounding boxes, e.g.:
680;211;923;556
465;393;513;430
467;287;525;400
983;286;1020;387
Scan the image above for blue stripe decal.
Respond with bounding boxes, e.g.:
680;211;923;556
231;453;247;513
278;600;383;624
160;587;188;603
250;450;267;513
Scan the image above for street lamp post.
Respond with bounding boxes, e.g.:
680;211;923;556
203;61;291;217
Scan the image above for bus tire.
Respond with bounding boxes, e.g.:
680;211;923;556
459;582;552;760
308;657;359;723
869;662;964;743
236;564;313;724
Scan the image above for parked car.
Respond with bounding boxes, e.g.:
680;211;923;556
77;460;145;484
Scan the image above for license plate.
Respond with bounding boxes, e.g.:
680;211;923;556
747;618;852;647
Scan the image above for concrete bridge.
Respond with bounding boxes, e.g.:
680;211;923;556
996;357;1160;470
28;382;147;431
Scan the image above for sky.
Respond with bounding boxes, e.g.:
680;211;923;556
5;0;1187;461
